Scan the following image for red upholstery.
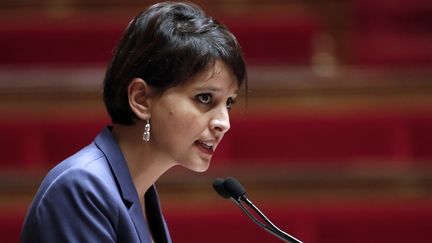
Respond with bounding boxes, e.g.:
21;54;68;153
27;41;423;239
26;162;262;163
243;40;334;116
346;0;432;66
0;117;107;168
0;19;124;65
0;210;25;243
7;201;432;243
0;15;320;66
0;121;45;169
163;200;432;243
225;16;321;65
2;111;432;169
213;111;432;166
42;119;106;166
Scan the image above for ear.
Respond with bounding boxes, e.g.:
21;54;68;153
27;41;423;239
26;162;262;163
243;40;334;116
128;78;152;120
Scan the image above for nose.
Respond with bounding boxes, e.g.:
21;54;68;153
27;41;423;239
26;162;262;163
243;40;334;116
210;108;231;134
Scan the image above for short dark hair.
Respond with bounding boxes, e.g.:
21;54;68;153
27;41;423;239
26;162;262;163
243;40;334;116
103;1;247;125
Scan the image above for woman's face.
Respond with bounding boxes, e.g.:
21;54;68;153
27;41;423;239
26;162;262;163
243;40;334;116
148;61;239;172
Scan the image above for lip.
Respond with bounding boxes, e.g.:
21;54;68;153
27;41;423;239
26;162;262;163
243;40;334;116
195;140;215;155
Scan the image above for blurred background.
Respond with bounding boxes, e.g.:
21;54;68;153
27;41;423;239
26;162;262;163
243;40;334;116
1;0;432;242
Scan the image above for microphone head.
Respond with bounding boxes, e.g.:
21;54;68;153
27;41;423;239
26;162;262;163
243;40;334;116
212;178;231;199
223;177;246;199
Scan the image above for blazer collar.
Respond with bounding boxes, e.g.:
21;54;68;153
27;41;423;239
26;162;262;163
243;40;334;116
94;126;152;242
94;126;137;204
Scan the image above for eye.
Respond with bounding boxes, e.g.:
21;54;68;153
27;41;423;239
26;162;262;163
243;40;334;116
196;93;212;104
226;97;236;110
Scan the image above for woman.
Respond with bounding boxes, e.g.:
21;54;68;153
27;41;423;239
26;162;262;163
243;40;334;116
21;2;246;243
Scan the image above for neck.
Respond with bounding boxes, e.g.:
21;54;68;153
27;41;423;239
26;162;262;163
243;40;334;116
111;123;176;201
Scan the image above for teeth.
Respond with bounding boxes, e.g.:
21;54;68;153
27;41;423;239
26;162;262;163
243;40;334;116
199;141;213;149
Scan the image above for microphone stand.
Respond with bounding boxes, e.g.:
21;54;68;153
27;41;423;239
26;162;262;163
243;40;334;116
231;196;302;243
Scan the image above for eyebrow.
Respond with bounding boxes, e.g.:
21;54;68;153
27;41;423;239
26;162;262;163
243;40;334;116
195;86;221;92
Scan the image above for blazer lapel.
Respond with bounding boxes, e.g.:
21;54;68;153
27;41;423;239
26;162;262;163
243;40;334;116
129;202;152;243
94;126;152;243
145;185;172;243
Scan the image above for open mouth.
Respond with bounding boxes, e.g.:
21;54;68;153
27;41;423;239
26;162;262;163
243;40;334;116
195;140;214;155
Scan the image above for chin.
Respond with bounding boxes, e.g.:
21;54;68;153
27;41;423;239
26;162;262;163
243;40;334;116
193;166;210;173
176;154;213;172
183;161;211;173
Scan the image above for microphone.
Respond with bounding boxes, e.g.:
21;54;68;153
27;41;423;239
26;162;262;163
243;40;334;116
213;177;302;243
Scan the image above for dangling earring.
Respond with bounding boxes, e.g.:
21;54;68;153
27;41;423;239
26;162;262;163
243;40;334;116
143;118;151;142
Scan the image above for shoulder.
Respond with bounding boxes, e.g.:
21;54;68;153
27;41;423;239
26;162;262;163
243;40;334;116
36;163;120;218
40;143;119;204
21;143;124;242
44;143;113;187
29;143;123;222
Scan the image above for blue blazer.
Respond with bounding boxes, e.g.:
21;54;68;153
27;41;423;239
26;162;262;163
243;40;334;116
21;127;171;243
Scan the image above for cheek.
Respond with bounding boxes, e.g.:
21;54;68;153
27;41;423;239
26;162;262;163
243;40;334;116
153;106;201;143
170;110;201;136
151;96;207;145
